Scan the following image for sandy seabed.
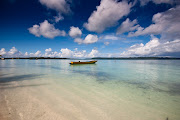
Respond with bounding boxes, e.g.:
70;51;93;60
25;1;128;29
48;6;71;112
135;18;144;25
0;75;179;120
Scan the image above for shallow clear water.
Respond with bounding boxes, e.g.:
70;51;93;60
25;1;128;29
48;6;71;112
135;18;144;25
0;59;180;120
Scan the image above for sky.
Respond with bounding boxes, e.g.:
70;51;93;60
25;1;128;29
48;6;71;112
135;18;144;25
0;0;180;58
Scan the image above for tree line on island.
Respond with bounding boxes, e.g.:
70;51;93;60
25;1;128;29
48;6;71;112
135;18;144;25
0;55;180;60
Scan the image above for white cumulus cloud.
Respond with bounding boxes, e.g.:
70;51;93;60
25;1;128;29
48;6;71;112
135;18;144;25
54;14;64;23
128;6;180;42
39;0;71;15
87;49;99;58
84;0;132;33
69;26;82;38
117;18;139;34
0;47;23;57
60;48;73;58
28;20;66;39
29;50;42;57
8;47;23;57
74;34;98;44
121;36;180;57
104;35;119;40
0;48;7;56
73;48;87;58
44;48;58;57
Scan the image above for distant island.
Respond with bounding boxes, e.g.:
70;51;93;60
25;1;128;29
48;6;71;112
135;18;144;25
1;57;180;60
92;57;180;60
1;57;69;60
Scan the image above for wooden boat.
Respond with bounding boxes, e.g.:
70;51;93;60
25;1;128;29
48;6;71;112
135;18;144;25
70;61;97;65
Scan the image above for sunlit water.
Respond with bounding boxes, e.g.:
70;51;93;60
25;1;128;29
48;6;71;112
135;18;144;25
0;59;180;120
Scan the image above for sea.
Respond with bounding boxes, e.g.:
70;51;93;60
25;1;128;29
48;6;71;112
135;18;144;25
0;59;180;120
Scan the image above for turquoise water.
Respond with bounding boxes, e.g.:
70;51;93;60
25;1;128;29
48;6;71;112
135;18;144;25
0;60;180;120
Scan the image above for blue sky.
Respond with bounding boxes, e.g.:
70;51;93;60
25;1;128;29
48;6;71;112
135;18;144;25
0;0;180;58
